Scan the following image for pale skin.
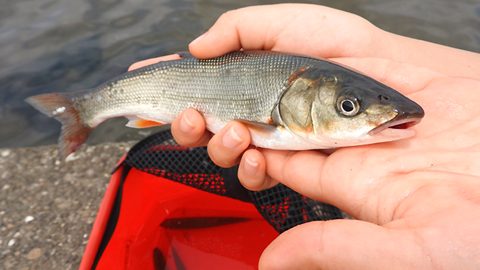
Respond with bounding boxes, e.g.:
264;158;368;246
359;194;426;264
130;4;480;270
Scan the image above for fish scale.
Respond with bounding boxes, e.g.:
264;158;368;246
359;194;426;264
78;51;314;126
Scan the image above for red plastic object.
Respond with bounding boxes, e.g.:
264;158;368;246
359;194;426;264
80;164;278;270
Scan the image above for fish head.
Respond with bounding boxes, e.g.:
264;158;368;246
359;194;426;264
276;63;424;147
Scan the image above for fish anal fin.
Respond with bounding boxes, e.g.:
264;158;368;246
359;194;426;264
61;125;91;158
126;117;164;128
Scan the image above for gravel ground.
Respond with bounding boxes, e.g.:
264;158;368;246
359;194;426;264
0;142;134;269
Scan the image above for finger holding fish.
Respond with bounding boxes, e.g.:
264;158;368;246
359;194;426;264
238;149;279;191
207;121;251;168
171;108;211;147
128;54;182;71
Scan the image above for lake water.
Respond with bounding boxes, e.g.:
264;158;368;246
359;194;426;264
1;0;479;148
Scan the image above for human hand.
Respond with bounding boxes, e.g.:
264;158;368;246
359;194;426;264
165;74;480;269
130;4;480;269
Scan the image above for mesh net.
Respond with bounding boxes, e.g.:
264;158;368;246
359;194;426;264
124;126;343;232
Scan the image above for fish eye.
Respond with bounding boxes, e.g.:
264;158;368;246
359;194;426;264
337;96;360;116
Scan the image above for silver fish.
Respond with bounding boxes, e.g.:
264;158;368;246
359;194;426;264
26;51;424;157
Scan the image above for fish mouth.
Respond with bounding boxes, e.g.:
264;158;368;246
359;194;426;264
368;112;424;136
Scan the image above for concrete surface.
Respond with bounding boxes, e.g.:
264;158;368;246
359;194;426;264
0;142;134;269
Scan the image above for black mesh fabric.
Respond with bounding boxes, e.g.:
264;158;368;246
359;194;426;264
124;126;343;232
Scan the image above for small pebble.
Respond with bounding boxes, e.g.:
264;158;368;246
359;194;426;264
1;149;11;157
86;169;95;177
25;216;34;223
1;171;10;179
83;233;88;238
7;239;15;246
26;248;42;260
2;184;10;190
138;130;152;136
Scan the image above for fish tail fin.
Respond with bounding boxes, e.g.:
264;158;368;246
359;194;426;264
26;92;92;158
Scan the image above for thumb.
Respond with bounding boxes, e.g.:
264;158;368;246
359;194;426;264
259;220;430;270
188;5;288;58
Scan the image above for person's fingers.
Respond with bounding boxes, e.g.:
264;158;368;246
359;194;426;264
206;121;251;168
237;149;278;191
127;54;182;71
171;108;211;147
258;149;328;199
262;137;480;224
259;220;431;270
250;148;442;223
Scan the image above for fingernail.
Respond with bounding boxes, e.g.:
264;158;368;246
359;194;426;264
222;126;242;149
244;156;259;176
180;111;194;133
189;31;208;46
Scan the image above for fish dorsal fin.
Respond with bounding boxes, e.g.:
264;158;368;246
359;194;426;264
126;116;164;128
176;51;194;59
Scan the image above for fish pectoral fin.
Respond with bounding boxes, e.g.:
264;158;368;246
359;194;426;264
126;117;164;128
235;120;277;135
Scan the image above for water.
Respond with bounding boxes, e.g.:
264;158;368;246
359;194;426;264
1;0;479;148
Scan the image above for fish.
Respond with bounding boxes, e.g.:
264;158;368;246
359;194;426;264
26;51;424;158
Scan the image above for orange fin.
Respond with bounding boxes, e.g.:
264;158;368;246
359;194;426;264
126;117;164;128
